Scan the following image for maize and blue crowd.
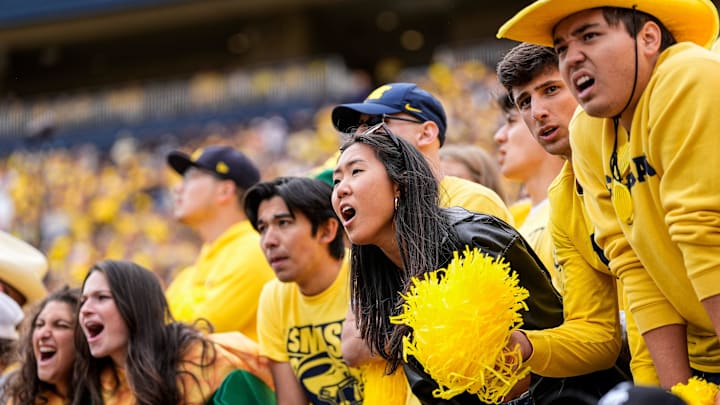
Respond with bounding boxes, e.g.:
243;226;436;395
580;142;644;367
1;1;720;404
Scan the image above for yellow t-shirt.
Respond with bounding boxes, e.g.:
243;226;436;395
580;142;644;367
439;175;513;225
509;198;532;228
257;258;363;403
571;42;720;373
518;199;557;289
166;221;275;341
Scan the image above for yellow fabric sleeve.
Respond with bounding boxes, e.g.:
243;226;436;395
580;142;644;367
523;164;621;377
440;176;514;225
518;200;558;289
570;44;720;373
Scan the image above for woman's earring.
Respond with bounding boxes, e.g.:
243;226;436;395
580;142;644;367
394;197;399;211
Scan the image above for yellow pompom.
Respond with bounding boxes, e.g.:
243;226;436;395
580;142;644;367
362;361;409;405
390;247;530;403
671;377;720;405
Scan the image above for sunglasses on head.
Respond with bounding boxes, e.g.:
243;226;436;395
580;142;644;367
358;114;424;128
359;121;404;149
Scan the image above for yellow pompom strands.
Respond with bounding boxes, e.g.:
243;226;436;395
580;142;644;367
361;361;410;405
390;247;530;403
671;377;720;405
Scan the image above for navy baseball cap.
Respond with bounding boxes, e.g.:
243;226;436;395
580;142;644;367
167;145;260;190
332;82;448;146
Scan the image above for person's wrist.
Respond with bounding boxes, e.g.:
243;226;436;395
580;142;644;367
517;330;533;361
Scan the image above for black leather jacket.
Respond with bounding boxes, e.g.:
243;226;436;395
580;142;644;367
403;207;624;405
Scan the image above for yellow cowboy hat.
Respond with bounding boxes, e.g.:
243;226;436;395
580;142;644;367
0;231;48;305
497;0;719;49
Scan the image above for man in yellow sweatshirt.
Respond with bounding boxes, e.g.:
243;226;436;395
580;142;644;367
497;41;658;387
498;0;720;389
165;146;274;341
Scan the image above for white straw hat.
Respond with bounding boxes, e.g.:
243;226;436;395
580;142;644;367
0;231;48;305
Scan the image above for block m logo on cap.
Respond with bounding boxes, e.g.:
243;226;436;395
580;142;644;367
191;148;204;161
365;85;392;101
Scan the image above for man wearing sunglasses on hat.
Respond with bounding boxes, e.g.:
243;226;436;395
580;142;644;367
499;0;720;390
332;82;512;224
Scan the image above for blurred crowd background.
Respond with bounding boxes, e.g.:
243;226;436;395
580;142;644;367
4;0;715;290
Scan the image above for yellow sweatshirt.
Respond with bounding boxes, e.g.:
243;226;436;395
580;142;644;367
518;199;558;288
570;42;720;373
523;162;620;377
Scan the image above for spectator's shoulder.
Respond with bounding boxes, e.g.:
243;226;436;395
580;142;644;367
440;176;511;223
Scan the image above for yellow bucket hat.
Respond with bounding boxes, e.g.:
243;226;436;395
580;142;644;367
0;231;48;305
497;0;719;49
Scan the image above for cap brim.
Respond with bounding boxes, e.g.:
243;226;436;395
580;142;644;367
331;103;402;133
497;0;719;49
167;151;194;175
0;231;48;305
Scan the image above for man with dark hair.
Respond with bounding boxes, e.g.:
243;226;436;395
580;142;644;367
499;0;720;389
493;88;563;280
165;145;274;341
498;41;647;392
244;177;363;404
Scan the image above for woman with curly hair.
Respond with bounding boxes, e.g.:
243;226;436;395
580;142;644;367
2;286;80;405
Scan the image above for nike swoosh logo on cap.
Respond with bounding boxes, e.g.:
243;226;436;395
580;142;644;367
404;103;422;113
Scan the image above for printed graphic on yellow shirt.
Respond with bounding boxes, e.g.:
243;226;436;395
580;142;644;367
605;153;657;225
604;154;657;194
287;320;363;404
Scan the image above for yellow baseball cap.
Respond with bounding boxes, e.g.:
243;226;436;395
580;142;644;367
497;0;719;49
